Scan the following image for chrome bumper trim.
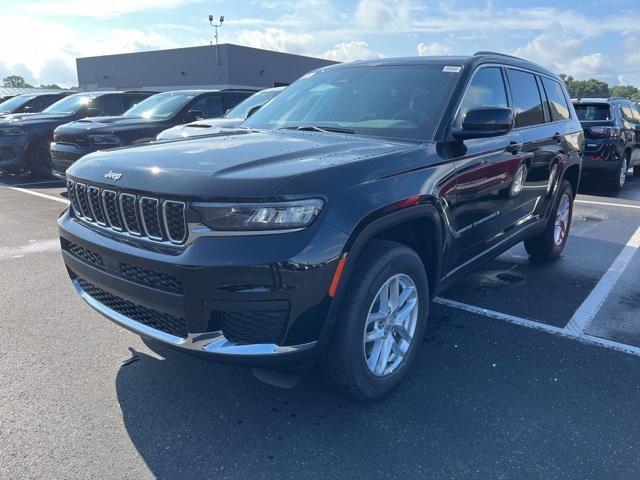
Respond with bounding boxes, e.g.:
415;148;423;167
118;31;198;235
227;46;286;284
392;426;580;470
73;279;317;356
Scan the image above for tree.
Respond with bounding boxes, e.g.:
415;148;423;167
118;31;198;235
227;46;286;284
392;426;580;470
2;75;33;88
39;83;61;89
558;74;609;99
610;85;640;102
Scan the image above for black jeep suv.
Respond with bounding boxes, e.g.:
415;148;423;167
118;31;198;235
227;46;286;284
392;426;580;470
50;89;255;178
0;91;153;177
572;97;640;192
59;53;582;400
0;91;72;117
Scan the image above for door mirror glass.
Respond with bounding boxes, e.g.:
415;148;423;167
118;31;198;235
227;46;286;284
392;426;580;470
453;106;514;140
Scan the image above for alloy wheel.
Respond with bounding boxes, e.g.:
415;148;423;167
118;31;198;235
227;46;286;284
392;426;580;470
553;193;571;246
363;273;419;377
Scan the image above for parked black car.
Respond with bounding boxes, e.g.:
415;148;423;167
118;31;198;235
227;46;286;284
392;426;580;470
0;91;153;177
0;92;72;117
156;87;284;141
50;89;256;178
572;97;640;192
59;53;582;400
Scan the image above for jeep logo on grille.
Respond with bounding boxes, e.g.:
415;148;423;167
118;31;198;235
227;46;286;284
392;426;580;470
104;170;123;181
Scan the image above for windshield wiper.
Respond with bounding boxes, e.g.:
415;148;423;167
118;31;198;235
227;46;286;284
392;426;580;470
280;125;355;134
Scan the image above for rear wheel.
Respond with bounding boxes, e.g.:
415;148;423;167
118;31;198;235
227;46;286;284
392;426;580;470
524;179;574;260
321;240;429;401
606;152;629;194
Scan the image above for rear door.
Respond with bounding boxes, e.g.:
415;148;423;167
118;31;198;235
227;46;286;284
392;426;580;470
447;66;527;269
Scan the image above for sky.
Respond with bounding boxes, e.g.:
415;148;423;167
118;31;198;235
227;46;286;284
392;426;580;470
0;0;638;88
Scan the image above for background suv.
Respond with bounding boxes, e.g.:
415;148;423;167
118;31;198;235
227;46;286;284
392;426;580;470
51;89;256;177
0;92;72;117
157;87;284;141
0;91;153;177
59;53;582;400
572;97;640;192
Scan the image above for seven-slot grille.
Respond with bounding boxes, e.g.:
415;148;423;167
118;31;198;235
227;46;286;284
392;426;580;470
67;179;187;245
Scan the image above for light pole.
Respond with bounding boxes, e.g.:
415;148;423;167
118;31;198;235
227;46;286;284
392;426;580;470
209;15;224;66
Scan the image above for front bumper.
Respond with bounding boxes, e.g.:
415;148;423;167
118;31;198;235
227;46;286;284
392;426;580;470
50;142;97;176
59;211;347;366
0;136;27;170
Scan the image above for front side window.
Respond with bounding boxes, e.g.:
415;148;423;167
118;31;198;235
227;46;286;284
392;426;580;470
542;78;570;121
621;105;635;123
0;95;34;113
226;90;280;120
507;69;545;127
190;95;224;118
457;67;508;126
124;92;196;119
94;95;126;116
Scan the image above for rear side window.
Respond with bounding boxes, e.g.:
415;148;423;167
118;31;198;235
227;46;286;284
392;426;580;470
632;105;640;123
621;105;635;122
574;104;612;121
457;67;508;125
191;95;224;118
507;69;545;127
541;78;570;121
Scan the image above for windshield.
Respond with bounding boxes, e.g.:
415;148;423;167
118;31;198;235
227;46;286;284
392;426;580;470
124;92;195;119
43;94;93;115
244;65;459;140
574;104;612;121
225;89;281;120
0;95;34;113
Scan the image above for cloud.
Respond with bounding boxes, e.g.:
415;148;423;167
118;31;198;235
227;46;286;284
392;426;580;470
20;0;200;18
417;42;453;56
235;28;315;55
513;29;611;77
354;0;414;30
323;41;383;61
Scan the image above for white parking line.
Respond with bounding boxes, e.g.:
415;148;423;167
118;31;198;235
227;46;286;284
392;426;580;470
0;179;64;188
565;226;640;336
6;186;69;205
434;297;640;358
576;199;640;210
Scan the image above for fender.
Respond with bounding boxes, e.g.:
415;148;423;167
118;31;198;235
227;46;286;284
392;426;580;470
316;200;447;351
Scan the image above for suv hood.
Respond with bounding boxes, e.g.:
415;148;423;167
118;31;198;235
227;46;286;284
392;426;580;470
158;118;241;140
60;116;164;134
67;129;420;198
0;112;71;126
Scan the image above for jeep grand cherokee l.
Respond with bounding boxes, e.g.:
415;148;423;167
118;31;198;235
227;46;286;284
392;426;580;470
156;87;284;141
572;97;640;193
0;91;153;177
50;89;256;178
59;53;582;400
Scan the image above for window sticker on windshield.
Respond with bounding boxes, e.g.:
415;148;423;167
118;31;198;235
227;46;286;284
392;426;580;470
443;66;462;73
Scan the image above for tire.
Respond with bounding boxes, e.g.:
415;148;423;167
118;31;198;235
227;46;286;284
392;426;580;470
321;240;429;401
28;140;54;178
524;179;574;260
606;151;629;194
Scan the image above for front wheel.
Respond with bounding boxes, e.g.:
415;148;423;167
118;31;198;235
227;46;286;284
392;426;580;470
524;179;574;260
321;240;429;401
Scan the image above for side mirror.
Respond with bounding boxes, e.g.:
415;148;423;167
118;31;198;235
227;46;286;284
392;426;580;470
452;106;514;140
22;105;34;112
246;105;262;118
187;109;204;122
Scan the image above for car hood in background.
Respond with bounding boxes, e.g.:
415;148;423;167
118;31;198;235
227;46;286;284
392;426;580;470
157;118;242;140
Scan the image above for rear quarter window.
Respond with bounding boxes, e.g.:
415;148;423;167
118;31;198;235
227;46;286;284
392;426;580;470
541;77;571;121
506;69;545;127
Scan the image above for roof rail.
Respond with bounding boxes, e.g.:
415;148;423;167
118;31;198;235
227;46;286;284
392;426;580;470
607;97;626;102
473;51;525;61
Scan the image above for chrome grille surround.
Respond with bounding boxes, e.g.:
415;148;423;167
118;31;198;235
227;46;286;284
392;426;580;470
66;179;188;245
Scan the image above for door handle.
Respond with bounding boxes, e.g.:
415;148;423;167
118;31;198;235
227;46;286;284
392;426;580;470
506;141;523;154
552;132;563;144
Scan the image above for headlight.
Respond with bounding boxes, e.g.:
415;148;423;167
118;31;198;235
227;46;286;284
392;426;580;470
0;127;25;136
193;199;324;233
89;134;121;145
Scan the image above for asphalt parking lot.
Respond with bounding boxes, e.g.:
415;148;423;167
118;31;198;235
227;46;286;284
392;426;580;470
1;173;640;479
